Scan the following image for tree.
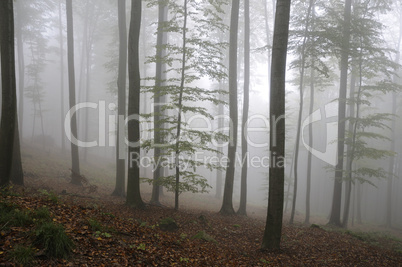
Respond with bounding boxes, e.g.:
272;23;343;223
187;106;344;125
126;0;145;208
58;0;66;153
143;0;228;210
220;0;240;215
112;0;128;197
15;0;25;137
66;0;82;185
328;0;352;227
237;0;250;216
0;0;22;187
386;1;402;228
340;0;398;227
261;0;291;250
261;0;290;249
289;0;314;225
150;0;168;205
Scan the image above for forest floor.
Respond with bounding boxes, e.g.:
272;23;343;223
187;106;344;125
0;144;402;266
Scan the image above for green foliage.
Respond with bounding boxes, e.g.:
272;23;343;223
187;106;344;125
8;245;36;266
180;257;190;262
159;217;178;232
0;202;33;228
34;222;74;258
137;243;146;251
32;206;52;223
88;218;103;232
38;189;59;204
191;230;217;244
94;231;112;238
142;0;230;198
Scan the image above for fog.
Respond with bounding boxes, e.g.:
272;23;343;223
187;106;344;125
5;0;402;233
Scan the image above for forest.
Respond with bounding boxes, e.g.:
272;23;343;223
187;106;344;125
0;0;402;265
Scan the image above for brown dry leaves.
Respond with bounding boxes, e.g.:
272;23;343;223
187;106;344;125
1;183;401;266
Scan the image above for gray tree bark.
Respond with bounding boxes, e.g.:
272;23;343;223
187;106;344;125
112;0;128;198
261;0;291;250
126;0;144;208
66;0;82;185
220;0;240;215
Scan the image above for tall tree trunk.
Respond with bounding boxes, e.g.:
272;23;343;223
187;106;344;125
342;64;358;228
356;181;362;224
264;0;271;92
66;0;82;185
284;147;295;214
237;0;250;216
304;3;316;225
126;0;144;208
328;0;352;227
215;80;224;199
174;0;189;211
261;0;290;250
290;0;314;225
151;0;168;205
0;0;18;187
305;62;315;225
16;0;25;138
112;0;127;197
386;6;402;227
59;0;66;153
219;0;240;216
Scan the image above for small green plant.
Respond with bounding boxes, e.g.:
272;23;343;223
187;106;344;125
180;233;188;240
33;206;52;223
38;189;59;204
8;245;35;266
137;243;146;250
260;258;270;264
191;231;217;244
94;231;112;238
0;202;33;228
12;209;33;227
101;212;115;218
34;222;74;258
159;217;178;232
233;224;241;228
139;221;148;227
180;257;189;262
88;218;103;232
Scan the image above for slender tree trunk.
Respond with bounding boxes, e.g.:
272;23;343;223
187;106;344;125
59;0;66;153
220;0;240;216
342;64;358;228
284;147;295;214
126;0;144;208
261;0;290;250
237;0;250;216
215;80;224;199
112;0;127;197
151;0;168;205
174;0;189;211
16;0;25;139
305;63;315;225
0;0;18;187
386;7;402;227
264;0;271;92
328;0;352;227
66;0;82;185
290;0;314;225
304;3;316;225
